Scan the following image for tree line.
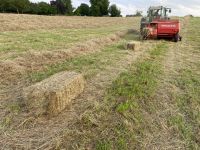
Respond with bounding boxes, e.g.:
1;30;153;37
0;0;122;17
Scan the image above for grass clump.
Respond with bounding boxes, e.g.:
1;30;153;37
96;140;112;150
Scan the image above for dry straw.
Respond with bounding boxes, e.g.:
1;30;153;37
125;41;141;51
0;14;138;32
0;30;128;84
23;71;85;117
0;60;26;85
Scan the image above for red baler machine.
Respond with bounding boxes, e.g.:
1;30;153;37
140;6;182;42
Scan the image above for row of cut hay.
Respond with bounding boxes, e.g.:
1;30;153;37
0;30;130;85
0;60;26;87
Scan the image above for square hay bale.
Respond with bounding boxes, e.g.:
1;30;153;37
125;41;141;51
23;71;85;117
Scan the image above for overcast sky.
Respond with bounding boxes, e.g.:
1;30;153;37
30;0;200;16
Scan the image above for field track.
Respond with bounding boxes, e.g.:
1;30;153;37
0;15;199;149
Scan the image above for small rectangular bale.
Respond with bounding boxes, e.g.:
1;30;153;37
23;71;85;117
125;41;140;51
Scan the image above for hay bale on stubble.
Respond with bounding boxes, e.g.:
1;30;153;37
125;41;140;51
23;71;85;117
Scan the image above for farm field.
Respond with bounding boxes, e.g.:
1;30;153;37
0;14;200;149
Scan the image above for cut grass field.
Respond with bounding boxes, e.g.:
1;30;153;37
0;14;139;61
168;17;200;149
0;14;139;31
29;41;131;82
83;43;168;149
28;30;141;83
0;14;199;149
0;25;133;59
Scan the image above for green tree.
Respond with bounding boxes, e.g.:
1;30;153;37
100;0;109;16
55;0;66;14
24;2;39;14
0;0;10;12
90;0;109;16
0;0;57;15
12;0;30;13
90;0;99;16
109;4;121;17
90;5;100;16
75;3;90;16
134;10;143;16
37;2;56;15
62;0;73;15
0;0;14;12
74;7;80;16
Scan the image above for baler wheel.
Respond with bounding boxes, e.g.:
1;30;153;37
179;36;182;41
174;33;179;42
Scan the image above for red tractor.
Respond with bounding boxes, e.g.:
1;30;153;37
140;6;182;42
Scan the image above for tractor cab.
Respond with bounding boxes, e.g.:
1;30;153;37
147;6;171;21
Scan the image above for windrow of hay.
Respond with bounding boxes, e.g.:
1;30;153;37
0;60;26;86
0;35;148;149
23;71;85;117
0;30;130;84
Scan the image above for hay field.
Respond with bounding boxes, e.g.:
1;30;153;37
0;13;137;31
0;14;139;60
0;14;200;149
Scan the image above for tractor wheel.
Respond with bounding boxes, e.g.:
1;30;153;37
179;36;182;41
174;33;179;42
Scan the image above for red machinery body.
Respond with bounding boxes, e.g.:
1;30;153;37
141;6;182;42
146;19;180;39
